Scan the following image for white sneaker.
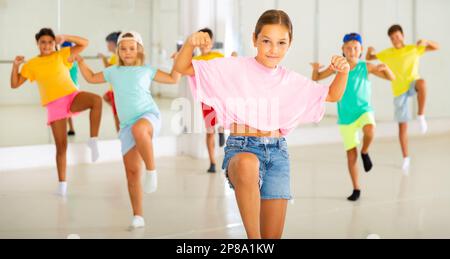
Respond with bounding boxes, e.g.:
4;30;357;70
129;216;145;229
143;171;158;194
402;157;411;173
418;115;428;134
58;182;67;197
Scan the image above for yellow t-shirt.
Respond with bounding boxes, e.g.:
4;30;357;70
108;54;118;91
20;47;78;106
193;51;225;61
376;45;426;97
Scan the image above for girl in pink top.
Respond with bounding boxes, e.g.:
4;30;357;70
175;10;350;239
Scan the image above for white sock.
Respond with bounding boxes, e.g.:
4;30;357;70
402;157;411;172
87;138;100;163
58;182;67;197
143;170;158;194
418;115;428;134
130;215;145;229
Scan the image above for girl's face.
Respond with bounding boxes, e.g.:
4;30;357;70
118;40;138;66
107;41;117;53
253;24;291;69
342;40;363;64
37;35;56;56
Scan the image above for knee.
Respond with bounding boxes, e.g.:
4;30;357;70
416;79;427;91
347;149;358;162
364;125;375;136
103;93;110;102
229;154;260;186
131;123;150;140
93;95;103;108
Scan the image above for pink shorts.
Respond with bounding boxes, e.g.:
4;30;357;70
46;91;81;125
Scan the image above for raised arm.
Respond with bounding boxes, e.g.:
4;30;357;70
154;69;181;84
326;56;350;103
417;39;440;52
98;53;111;68
367;63;395;81
10;56;27;89
366;46;378;61
75;55;106;84
174;32;211;76
310;62;335;81
56;34;89;57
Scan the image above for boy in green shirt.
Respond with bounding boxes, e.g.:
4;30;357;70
312;33;395;201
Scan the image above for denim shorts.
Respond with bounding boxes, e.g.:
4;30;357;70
119;113;161;156
222;136;292;200
394;80;418;123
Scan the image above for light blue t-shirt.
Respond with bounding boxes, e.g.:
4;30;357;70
103;65;160;129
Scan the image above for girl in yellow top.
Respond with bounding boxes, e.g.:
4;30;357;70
10;28;103;197
99;31;121;132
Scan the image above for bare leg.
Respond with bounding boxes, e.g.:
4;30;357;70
361;124;375;154
260;199;288;239
123;148;144;216
70;92;102;138
51;119;68;182
67;118;75;133
399;123;409;158
131;119;155;171
114;114;120;133
415;79;427;116
347;148;360;190
206;130;216;166
103;92;112;106
227;153;261;239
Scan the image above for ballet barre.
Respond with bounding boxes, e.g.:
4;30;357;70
0;56;107;64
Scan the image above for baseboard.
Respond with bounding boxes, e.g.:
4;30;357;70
1;118;449;172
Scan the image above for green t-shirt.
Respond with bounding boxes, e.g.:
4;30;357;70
337;60;373;125
69;62;79;88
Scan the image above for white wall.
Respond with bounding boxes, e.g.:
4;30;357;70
416;0;450;118
0;0;448;116
0;0;154;105
234;0;448;120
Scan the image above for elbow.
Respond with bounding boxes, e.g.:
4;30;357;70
82;39;90;48
174;62;191;76
10;82;19;89
174;64;184;75
173;77;181;84
85;76;95;84
326;93;342;103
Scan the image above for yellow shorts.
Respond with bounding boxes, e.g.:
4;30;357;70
339;112;376;151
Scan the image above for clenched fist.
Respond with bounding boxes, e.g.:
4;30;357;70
187;32;212;49
330;56;350;74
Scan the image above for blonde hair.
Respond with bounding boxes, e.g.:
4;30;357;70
117;33;145;66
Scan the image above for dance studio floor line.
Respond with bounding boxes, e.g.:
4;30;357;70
0;133;449;239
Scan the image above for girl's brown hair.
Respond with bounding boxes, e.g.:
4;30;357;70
254;10;293;41
117;33;145;66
